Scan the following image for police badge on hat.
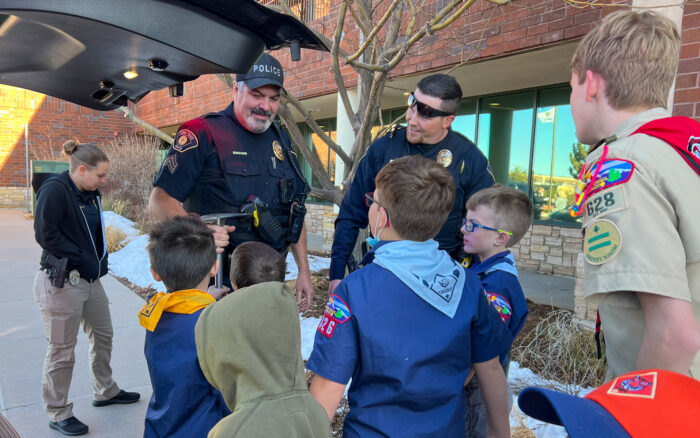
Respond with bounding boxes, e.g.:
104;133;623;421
272;141;285;161
437;149;452;167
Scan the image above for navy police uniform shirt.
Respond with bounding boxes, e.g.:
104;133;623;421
307;241;509;438
469;250;529;366
329;127;494;280
152;103;306;233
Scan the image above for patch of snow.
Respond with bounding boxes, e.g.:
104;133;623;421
103;211;140;244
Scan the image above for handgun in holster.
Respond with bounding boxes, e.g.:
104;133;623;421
46;253;68;288
241;196;285;245
287;201;306;244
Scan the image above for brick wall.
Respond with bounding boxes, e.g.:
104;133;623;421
0;86;134;190
673;2;700;120
133;0;618;128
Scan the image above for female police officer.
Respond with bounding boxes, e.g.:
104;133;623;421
33;140;139;436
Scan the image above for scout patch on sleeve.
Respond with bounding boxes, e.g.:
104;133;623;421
588;159;635;196
583;185;628;225
584;219;622;265
173;129;198;153
485;291;512;323
162;155;178;174
317;294;351;338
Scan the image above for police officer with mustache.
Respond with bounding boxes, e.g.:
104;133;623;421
149;53;314;310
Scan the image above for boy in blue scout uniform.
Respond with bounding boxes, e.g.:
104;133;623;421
307;155;511;438
460;185;533;437
148;53;315;311
328;73;494;293
139;216;230;438
570;11;700;378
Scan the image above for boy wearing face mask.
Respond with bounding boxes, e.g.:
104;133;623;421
307;155;511;438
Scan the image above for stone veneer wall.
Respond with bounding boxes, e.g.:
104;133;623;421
304;202;336;253
510;224;583;277
0;186;28;208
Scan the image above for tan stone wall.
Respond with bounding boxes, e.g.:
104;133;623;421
305;202;336;253
0;186;29;208
511;224;582;277
573;253;598;322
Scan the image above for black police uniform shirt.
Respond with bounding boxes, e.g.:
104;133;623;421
152;102;307;249
329;127;495;281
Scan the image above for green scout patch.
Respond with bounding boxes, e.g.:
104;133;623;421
584;219;621;265
583;185;628;225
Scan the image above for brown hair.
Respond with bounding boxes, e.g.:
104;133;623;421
230;242;286;289
466;185;533;247
570;10;680;110
374;155;455;241
147;215;217;292
63;140;109;172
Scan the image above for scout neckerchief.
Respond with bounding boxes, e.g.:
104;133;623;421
630;116;700;176
570;137;614;217
138;289;215;332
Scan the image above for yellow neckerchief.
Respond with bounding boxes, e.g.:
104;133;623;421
138;289;215;332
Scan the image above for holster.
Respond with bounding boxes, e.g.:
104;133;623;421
241;197;286;246
287;202;306;244
46;253;68;288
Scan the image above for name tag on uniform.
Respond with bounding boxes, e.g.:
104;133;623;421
232;151;248;156
584;185;628;225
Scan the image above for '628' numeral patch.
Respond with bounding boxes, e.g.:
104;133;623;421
584;185;628;225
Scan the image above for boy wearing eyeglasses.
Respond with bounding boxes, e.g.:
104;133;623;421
308;155;511;438
460;185;533;438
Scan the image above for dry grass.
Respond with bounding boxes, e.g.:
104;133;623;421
105;225;127;253
32;138;70;162
511;308;606;394
101;134;161;230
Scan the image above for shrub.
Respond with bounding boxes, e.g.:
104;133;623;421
510;309;606;394
101;134;162;227
105;225;127;253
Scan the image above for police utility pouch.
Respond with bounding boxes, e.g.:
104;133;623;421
46;253;68;288
287;202;306;244
241;196;285;245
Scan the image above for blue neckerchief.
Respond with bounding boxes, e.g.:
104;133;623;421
373;240;465;318
470;251;518;278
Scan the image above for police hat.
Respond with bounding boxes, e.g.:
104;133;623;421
236;53;284;89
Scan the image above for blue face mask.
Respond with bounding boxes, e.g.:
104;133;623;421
366;210;387;248
366;235;380;248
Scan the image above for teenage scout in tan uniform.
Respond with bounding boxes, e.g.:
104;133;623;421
569;11;700;379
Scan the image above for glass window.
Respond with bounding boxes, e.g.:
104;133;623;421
531;87;583;225
452;98;477;143
477;91;535;194
292;119;337;196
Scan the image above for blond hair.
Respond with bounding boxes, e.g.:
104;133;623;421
466;185;533;247
570;10;680;110
375;155;455;241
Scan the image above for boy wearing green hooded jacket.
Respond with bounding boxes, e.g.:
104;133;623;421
195;242;331;437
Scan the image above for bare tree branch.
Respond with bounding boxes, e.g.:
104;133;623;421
347;0;402;63
331;2;359;132
343;0;371;35
118;107;174;144
283;91;353;166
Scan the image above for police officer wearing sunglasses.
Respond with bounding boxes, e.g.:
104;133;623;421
329;74;495;292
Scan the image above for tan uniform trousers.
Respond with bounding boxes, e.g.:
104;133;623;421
33;270;120;422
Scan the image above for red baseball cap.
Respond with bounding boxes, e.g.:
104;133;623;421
518;369;700;437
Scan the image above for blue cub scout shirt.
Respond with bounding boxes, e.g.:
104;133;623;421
329;127;494;280
144;310;230;438
307;243;510;438
469;250;529;366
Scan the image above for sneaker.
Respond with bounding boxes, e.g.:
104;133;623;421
91;389;140;407
49;416;88;436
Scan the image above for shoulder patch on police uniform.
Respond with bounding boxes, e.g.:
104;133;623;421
583;185;628;225
317;294;351;338
584;219;622;265
588;159;635;196
173;129;198;153
163;155;178;174
485;291;512;323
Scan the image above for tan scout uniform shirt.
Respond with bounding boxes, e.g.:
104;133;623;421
582;108;700;379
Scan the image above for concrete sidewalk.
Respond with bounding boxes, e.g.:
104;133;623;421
0;209;150;438
0;208;575;437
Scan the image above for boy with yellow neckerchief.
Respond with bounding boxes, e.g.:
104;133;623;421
138;216;230;437
571;10;700;379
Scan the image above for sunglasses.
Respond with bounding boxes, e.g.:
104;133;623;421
462;218;513;236
407;92;454;118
